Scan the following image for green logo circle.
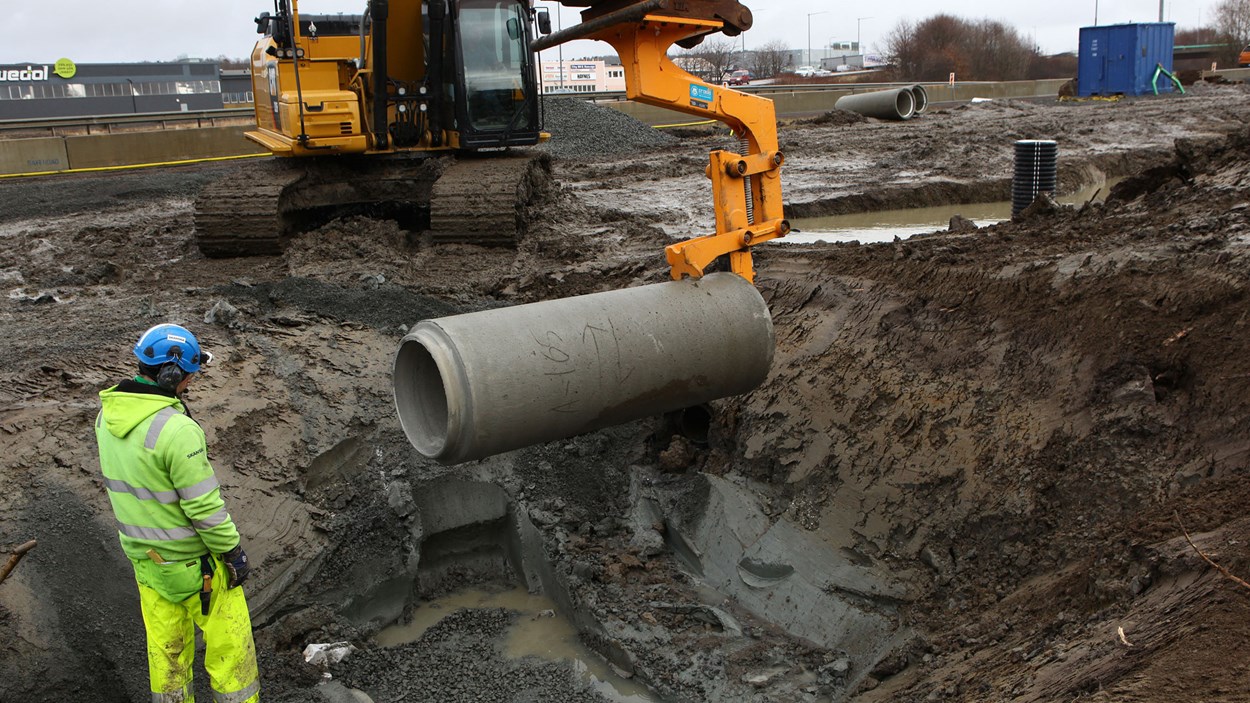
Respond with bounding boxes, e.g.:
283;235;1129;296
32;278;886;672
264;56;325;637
53;58;76;79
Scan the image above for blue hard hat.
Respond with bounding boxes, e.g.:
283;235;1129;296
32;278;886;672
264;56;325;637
133;324;211;373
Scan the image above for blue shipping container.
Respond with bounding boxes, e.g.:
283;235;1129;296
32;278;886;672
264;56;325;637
1077;22;1175;97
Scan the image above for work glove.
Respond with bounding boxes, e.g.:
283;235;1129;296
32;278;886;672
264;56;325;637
221;544;250;589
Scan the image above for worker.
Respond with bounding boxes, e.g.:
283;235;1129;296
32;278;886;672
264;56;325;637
94;323;260;703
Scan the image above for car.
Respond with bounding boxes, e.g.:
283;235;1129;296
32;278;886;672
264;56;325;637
794;65;817;77
1240;45;1250;67
728;70;751;85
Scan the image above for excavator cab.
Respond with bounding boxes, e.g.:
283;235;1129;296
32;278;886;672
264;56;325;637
455;1;541;147
245;0;542;156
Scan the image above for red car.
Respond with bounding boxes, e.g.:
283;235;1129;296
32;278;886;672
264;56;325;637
727;70;751;86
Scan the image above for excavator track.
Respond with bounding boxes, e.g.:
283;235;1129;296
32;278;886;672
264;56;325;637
428;152;552;245
193;151;550;258
194;160;304;258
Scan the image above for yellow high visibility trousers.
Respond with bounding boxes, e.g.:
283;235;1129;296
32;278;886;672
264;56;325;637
136;555;260;703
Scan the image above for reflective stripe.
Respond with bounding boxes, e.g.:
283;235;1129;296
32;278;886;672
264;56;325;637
213;677;260;703
151;686;189;703
105;478;179;504
144;407;180;450
192;508;230;531
152;689;189;703
117;520;197;542
177;475;220;501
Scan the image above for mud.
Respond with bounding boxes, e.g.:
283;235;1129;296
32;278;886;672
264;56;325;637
2;84;1250;702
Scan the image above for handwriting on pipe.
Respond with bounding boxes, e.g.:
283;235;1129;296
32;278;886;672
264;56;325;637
533;320;635;414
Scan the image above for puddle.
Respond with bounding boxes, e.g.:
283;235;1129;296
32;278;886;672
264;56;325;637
376;585;660;703
783;178;1121;244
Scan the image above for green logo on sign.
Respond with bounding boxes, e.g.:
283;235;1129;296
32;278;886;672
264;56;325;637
53;58;76;79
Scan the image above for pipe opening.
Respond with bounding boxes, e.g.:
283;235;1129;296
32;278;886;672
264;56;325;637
394;338;450;458
677;404;713;446
896;89;916;119
910;84;929;114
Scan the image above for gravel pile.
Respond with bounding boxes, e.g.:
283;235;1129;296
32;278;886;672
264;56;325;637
539;97;678;159
333;608;610;703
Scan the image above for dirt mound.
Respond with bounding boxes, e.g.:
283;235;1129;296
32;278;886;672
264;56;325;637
802;109;870;126
3;87;1250;702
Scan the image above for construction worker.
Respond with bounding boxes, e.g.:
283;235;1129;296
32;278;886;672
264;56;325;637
94;323;260;703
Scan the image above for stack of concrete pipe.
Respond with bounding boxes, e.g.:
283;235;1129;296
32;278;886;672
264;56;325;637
835;84;929;121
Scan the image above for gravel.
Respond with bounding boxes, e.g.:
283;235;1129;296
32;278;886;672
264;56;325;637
333;608;611;703
538;97;679;159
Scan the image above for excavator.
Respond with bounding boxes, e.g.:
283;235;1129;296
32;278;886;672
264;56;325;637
197;0;790;462
194;0;788;279
373;0;790;464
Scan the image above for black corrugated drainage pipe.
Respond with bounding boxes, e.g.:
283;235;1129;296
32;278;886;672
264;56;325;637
834;88;915;120
1012;139;1059;216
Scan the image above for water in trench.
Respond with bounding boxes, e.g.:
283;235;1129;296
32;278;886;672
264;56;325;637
363;478;661;703
783;178;1121;245
376;585;659;702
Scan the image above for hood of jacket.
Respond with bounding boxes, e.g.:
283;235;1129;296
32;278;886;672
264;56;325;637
98;379;185;439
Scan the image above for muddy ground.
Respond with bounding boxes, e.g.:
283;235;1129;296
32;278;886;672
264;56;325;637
2;81;1250;702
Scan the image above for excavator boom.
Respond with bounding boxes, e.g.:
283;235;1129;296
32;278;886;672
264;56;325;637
537;0;788;282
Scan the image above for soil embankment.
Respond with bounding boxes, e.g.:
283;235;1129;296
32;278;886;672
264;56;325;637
2;83;1249;702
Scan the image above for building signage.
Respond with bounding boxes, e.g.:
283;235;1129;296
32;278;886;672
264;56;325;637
0;65;50;82
54;58;76;79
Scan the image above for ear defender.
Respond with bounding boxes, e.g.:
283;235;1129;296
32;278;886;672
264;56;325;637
157;363;186;392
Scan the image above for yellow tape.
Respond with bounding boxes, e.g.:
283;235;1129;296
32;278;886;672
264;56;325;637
0;152;268;179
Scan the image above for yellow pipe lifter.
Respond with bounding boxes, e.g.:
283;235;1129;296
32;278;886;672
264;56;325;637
538;0;789;284
391;1;785;465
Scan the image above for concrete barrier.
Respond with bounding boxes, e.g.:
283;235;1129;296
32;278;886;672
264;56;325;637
0;137;70;175
0;78;1073;175
608;78;1072;125
64;126;266;170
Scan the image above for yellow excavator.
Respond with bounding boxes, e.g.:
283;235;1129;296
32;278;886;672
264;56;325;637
195;0;787;282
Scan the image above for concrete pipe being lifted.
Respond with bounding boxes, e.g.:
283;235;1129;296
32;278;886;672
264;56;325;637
835;88;915;120
394;273;775;465
909;84;929;114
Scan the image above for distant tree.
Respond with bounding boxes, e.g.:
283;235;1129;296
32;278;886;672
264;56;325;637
748;39;789;78
1213;0;1250;64
885;14;1036;81
1175;26;1222;45
215;55;251;70
965;20;1032;81
1215;0;1250;42
1025;53;1078;80
676;37;737;82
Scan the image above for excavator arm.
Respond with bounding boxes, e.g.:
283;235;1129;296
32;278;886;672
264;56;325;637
533;0;788;283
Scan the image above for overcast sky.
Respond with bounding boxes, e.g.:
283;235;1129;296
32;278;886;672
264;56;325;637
1;1;1212;65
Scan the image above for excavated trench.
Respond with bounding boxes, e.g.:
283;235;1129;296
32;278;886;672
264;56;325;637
316;463;912;701
5;86;1250;703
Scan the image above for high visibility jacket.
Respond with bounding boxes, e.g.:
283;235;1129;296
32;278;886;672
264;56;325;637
95;379;240;564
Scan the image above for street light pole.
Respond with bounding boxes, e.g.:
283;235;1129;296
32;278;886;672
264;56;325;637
124;78;138;114
807;11;828;67
857;16;872;56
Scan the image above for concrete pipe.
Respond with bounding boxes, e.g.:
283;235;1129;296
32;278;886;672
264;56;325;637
909;84;929;114
394;272;774;465
834;88;915;121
